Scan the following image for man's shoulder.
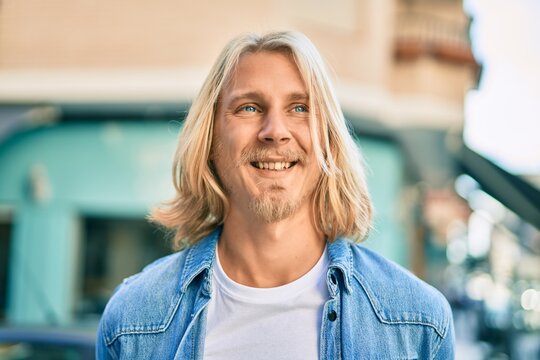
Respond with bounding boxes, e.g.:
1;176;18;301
349;243;452;338
112;250;188;305
98;250;189;345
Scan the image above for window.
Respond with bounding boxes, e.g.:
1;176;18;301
76;217;172;320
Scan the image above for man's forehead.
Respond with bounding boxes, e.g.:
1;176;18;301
223;51;305;85
219;63;309;106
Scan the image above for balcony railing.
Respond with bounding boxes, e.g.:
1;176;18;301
394;11;477;65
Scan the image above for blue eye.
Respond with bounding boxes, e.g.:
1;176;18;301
241;105;257;112
293;105;307;113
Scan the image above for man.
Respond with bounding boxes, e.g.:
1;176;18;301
97;31;454;359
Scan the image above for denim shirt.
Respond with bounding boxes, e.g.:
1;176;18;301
97;228;454;359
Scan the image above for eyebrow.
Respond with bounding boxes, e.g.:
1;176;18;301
287;92;309;102
226;91;263;106
225;91;309;107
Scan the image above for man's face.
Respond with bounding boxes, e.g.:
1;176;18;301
212;50;321;223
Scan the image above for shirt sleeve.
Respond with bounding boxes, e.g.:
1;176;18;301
96;315;118;360
432;309;455;360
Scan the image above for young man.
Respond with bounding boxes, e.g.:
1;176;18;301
97;31;454;359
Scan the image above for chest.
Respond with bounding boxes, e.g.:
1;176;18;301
203;272;328;360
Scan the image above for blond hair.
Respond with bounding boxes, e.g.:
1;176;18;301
151;31;372;249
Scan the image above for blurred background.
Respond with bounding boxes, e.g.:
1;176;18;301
0;0;539;359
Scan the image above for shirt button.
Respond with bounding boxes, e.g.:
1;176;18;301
328;311;337;322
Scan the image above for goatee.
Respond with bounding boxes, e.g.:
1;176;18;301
248;185;299;223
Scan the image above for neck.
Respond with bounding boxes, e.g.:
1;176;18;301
218;203;325;288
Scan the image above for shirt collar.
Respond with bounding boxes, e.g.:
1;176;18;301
179;227;354;294
327;237;354;294
180;227;221;293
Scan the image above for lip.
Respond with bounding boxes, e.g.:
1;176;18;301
255;157;296;162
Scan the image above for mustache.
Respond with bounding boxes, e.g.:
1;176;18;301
237;146;308;166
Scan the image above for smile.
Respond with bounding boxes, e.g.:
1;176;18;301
250;161;297;171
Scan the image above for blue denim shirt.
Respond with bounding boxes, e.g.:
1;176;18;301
97;228;454;359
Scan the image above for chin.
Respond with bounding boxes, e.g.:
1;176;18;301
248;195;299;223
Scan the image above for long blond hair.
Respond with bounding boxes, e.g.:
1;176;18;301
151;31;372;249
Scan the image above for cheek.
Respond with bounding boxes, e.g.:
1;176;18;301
211;139;223;161
212;139;245;180
213;130;239;161
289;121;313;148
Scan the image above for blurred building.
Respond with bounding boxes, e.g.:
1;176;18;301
0;0;476;125
0;0;485;333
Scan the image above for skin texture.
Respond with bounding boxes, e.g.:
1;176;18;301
212;51;326;288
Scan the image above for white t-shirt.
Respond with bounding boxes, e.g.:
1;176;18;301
203;246;330;360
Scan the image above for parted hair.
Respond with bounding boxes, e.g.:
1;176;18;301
150;31;372;250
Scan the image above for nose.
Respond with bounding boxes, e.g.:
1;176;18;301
257;111;291;145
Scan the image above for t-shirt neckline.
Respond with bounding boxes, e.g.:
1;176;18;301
213;244;329;304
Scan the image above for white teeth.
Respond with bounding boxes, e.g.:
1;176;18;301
254;161;293;171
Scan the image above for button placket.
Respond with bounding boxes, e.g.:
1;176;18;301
320;297;341;359
320;268;342;358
